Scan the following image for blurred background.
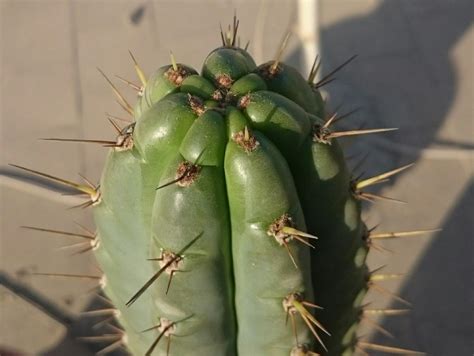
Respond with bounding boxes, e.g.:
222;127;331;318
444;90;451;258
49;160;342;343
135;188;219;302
1;0;472;355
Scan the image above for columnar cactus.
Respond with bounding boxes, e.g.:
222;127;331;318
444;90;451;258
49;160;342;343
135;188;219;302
14;17;434;356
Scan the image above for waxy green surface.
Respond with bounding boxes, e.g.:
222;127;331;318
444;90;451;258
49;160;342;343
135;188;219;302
93;45;367;356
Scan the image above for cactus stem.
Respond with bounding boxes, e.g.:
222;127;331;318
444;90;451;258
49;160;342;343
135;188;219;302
21;225;96;240
357;341;425;355
370;229;441;240
126;233;203;306
9;164;101;205
313;54;358;89
97;68;134;116
307;55;321;84
128;50;147;86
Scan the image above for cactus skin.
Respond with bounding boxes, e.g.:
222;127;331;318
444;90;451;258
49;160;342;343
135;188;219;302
12;22;427;356
90;39;374;355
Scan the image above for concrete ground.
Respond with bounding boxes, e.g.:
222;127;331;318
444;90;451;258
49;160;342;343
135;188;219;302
1;0;472;355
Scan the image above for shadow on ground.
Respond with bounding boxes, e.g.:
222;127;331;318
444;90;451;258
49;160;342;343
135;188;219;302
374;181;473;355
290;0;473;355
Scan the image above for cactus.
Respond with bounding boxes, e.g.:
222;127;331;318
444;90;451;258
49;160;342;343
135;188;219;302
12;17;437;356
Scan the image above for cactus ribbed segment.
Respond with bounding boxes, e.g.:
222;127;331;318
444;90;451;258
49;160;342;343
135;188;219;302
151;153;235;355
93;149;159;355
225;131;314;355
296;116;368;355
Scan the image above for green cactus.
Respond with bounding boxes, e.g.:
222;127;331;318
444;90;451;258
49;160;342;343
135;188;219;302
12;17;435;356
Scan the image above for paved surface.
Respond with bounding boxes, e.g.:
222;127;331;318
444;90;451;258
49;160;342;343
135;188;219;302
1;1;472;355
